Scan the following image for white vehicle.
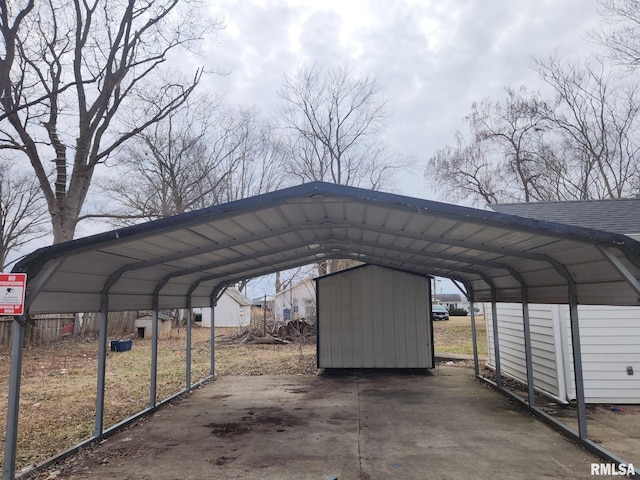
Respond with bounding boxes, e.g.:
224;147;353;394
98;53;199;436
432;304;449;321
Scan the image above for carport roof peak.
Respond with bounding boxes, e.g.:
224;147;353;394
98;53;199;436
14;182;640;314
17;182;640;259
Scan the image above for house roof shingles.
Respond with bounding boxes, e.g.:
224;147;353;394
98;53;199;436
491;198;640;237
435;294;462;303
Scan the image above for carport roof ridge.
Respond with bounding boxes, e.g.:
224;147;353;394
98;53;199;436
13;181;640;314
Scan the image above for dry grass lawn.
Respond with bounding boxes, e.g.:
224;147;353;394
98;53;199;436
0;318;480;472
433;315;488;357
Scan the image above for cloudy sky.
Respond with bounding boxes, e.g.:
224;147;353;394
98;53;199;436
202;0;603;200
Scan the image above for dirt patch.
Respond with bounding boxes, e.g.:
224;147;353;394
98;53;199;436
206;394;232;400
205;422;251;436
204;405;305;440
212;455;236;466
286;388;309;394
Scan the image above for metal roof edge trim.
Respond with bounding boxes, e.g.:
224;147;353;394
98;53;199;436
13;181;640;278
13;182;322;275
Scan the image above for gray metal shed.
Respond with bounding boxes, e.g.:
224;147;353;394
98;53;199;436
5;181;640;478
316;264;432;369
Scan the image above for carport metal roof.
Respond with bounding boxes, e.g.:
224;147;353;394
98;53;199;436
7;181;640;480
15;181;640;314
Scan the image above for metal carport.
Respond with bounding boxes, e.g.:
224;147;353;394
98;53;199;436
4;181;640;478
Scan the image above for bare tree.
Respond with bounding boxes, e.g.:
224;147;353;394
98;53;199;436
278;64;407;190
428;57;640;205
427;132;503;206
467;87;557;203
96;99;284;225
207;107;286;205
593;0;640;66
535;55;640;199
427;87;565;205
0;161;49;269
0;0;219;243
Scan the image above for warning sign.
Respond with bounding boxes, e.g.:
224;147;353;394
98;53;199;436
0;273;27;315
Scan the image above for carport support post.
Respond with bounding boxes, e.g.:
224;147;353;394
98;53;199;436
150;294;159;408
521;290;536;407
210;294;216;376
3;319;26;480
568;280;588;439
490;287;503;388
208;284;226;377
469;297;479;377
186;297;192;391
95;298;109;437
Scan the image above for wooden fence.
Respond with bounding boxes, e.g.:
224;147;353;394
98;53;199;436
78;311;138;338
0;311;141;348
0;314;75;348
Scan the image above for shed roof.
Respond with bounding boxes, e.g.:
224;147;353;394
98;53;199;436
14;182;640;314
225;287;252;307
435;294;463;303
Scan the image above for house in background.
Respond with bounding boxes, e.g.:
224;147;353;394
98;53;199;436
434;293;462;309
485;199;640;404
251;295;275;312
273;277;316;323
434;293;482;315
195;287;252;328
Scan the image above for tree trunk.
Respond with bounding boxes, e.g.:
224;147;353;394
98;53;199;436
50;163;94;243
51;205;80;244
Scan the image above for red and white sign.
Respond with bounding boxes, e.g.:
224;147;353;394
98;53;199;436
0;273;27;315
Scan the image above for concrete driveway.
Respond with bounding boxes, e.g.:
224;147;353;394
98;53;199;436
47;367;608;479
